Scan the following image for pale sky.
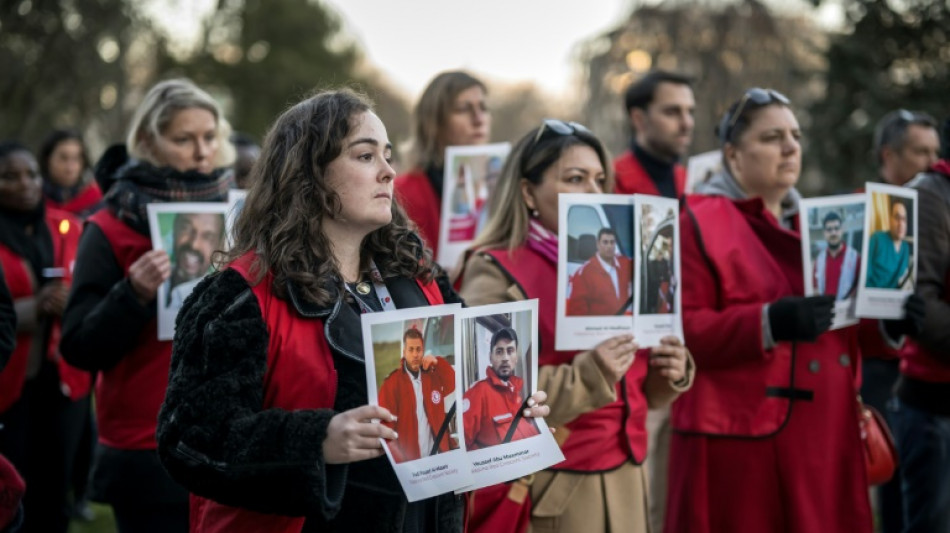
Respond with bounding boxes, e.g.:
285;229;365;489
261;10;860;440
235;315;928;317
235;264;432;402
323;0;634;100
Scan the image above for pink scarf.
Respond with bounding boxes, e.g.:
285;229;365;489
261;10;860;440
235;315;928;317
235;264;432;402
526;219;558;265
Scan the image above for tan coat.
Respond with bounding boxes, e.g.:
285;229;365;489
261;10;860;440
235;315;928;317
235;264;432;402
460;252;694;533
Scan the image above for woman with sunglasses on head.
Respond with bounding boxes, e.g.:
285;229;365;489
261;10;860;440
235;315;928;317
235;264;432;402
395;71;490;261
664;89;873;533
60;79;235;533
457;119;693;533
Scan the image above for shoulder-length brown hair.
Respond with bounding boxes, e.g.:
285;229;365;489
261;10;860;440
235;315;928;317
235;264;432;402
222;88;434;305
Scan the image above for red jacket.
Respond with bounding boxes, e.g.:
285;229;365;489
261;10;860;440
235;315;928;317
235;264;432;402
613;150;686;197
87;209;171;450
673;194;861;435
379;356;456;463
462;367;540;450
395;169;441;258
566;255;632;316
187;253;446;533
44;181;102;218
0;208;90;413
666;194;871;533
482;247;649;470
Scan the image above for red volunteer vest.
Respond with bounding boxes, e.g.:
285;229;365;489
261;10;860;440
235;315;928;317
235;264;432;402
87;209;170;450
673;195;858;436
189;252;444;533
613;150;686;198
0;208;90;413
484;246;649;471
45;181;103;218
394;169;441;259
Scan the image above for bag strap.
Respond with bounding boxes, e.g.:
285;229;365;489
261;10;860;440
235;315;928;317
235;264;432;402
430;402;456;456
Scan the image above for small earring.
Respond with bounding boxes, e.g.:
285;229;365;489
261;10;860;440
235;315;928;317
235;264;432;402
531;209;539;218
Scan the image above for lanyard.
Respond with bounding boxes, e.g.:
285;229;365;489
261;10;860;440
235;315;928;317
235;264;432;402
344;259;397;314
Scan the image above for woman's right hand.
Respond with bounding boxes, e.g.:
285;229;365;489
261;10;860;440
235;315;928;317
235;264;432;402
323;405;399;464
128;250;170;305
591;334;639;386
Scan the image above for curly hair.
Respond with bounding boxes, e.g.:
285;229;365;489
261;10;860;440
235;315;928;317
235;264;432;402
222;88;434;305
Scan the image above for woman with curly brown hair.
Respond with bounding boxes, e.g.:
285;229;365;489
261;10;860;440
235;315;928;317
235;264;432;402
156;89;548;533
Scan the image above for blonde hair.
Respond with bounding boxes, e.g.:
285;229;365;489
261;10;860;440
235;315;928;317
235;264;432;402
472;122;614;252
406;71;486;169
126;78;235;168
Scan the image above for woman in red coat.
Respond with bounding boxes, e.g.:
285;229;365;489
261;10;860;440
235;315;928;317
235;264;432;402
394;71;491;261
39;130;103;218
665;89;873;532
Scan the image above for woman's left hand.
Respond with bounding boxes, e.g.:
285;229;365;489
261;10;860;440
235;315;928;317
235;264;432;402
649;336;689;383
522;390;550;419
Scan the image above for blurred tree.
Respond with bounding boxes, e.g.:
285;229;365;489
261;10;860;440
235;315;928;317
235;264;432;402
487;81;573;147
158;0;409;143
808;0;950;191
0;0;153;150
579;0;827;191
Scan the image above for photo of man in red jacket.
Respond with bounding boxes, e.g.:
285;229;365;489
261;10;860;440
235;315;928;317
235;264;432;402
462;327;540;451
566;227;633;316
379;326;457;464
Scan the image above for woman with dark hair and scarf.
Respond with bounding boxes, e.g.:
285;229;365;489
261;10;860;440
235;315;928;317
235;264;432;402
38;129;102;219
156;89;548;533
0;141;90;533
60;79;234;533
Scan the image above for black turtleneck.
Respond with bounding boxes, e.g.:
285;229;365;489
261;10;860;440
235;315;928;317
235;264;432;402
632;141;678;199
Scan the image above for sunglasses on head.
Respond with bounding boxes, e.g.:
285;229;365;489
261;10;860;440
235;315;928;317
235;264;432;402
522;119;593;176
718;88;790;143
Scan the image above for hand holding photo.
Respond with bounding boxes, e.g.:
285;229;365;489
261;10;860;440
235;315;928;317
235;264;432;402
362;304;472;502
556;193;635;351
457;300;564;492
799;194;865;330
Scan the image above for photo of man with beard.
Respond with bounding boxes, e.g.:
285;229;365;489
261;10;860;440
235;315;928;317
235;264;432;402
813;211;861;300
164;212;226;307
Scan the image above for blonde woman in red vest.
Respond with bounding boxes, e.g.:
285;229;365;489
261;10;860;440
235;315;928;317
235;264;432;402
0;141;89;532
61;79;235;533
395;71;491;260
155;89;549;533
665;89;873;532
457;120;693;533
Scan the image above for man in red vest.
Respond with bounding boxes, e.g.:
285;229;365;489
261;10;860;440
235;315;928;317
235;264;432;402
614;70;695;199
379;326;455;463
462;327;539;450
566;228;632;316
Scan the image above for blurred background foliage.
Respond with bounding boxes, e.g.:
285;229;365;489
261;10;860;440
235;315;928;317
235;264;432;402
1;0;948;193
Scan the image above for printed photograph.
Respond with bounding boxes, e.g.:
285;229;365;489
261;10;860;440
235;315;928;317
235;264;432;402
458;309;540;452
564;203;635;317
638;202;677;315
372;315;459;464
805;200;865;300
864;192;915;290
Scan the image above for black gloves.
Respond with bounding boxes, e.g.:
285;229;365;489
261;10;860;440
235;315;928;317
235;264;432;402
768;295;835;343
883;293;926;339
